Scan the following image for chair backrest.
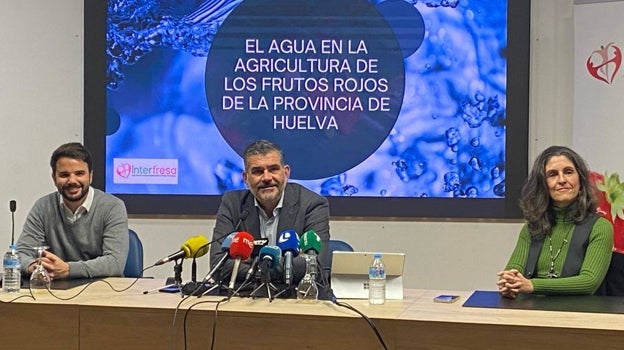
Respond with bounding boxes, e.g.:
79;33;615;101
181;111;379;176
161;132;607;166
124;229;144;278
327;239;354;271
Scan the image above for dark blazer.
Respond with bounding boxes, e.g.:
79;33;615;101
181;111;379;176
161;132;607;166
209;182;330;284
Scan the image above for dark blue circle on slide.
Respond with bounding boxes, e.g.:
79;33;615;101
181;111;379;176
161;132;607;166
106;108;121;136
376;0;425;58
205;0;405;179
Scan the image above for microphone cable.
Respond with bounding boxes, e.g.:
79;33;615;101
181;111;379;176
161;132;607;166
0;293;34;303
318;260;389;350
29;265;156;301
169;283;227;350
169;291;193;350
181;296;227;350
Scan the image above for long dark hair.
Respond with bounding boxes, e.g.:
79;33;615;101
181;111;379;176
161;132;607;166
519;145;597;239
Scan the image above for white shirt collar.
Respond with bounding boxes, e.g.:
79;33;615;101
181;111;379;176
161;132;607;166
59;185;94;213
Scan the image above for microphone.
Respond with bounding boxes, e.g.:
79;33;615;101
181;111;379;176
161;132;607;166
243;237;270;283
299;230;322;281
182;232;238;296
182;233;238;297
276;229;300;287
154;235;209;266
232;209;249;232
205;232;237;284
227;231;254;297
252;238;269;257
300;230;322;255
258;245;282;284
9;200;16;245
190;209;250;266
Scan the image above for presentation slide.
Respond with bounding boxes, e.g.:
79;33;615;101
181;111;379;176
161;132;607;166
87;0;528;217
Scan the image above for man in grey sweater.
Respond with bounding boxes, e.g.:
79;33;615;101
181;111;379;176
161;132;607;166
16;142;129;280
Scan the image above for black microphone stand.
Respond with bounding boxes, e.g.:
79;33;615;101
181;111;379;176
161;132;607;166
173;259;184;297
249;267;279;302
199;259;229;297
271;283;294;300
182;257;219;296
181;257;200;295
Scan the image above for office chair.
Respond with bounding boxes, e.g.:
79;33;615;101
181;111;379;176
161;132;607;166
124;229;144;278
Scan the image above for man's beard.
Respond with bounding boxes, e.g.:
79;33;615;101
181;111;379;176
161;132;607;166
256;184;282;203
61;184;89;203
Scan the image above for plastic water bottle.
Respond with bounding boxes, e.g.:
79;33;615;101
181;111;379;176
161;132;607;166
368;253;386;305
3;244;21;293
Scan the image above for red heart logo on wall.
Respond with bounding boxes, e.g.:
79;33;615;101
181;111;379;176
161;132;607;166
586;42;622;84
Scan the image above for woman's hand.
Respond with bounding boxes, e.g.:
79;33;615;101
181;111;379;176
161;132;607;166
497;269;534;298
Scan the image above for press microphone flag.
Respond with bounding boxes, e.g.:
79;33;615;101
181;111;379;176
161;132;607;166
252;238;269;256
154;235;209;266
258;245;282;283
203;232;237;284
276;229;300;286
299;230;322;255
221;232;236;252
227;231;254;294
259;245;282;269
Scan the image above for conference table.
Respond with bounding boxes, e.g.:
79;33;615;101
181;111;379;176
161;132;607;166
1;278;623;350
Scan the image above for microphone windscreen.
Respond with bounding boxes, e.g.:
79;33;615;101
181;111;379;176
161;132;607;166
259;245;282;269
299;230;322;254
277;229;300;257
9;200;16;212
181;235;210;258
229;231;254;259
221;232;237;251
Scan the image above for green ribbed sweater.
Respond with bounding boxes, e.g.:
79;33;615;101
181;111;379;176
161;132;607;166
505;209;613;295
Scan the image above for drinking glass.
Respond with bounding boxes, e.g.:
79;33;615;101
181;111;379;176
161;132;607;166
296;254;319;302
29;246;51;292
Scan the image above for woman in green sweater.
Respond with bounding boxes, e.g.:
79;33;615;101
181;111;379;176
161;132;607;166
497;146;613;297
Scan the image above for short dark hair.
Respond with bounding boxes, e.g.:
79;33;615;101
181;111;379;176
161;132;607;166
242;140;284;169
50;142;93;174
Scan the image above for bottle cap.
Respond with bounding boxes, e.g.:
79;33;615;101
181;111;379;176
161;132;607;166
374;253;381;258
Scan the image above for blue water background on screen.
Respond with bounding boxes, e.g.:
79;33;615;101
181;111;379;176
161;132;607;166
105;0;507;198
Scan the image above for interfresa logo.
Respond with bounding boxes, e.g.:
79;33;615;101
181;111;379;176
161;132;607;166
116;163;132;178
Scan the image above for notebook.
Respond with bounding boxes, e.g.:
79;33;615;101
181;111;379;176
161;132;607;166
330;251;405;300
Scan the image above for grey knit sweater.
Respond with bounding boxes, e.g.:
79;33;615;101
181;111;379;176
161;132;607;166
16;188;129;279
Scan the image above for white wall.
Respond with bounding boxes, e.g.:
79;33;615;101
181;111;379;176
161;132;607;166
0;0;579;291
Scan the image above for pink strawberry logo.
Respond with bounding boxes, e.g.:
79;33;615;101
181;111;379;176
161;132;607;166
586;42;622;84
116;163;132;178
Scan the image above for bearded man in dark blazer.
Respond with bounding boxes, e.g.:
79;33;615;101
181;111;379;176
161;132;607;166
209;139;330;287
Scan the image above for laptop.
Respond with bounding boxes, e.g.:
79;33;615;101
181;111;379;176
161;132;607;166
330;251;405;300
